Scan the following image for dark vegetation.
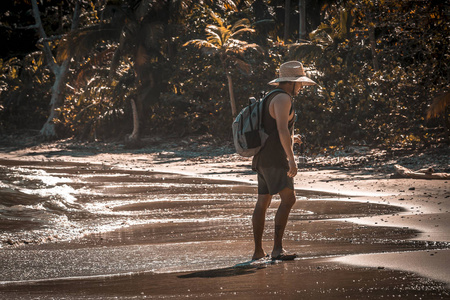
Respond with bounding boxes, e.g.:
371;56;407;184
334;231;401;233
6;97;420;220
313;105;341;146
0;0;448;155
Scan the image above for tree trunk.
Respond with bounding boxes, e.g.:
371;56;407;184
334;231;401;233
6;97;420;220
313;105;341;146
227;73;237;117
130;56;155;143
40;60;70;137
367;10;379;72
299;0;306;41
284;0;290;42
369;25;379;72
392;165;450;180
31;0;81;139
128;98;140;142
445;107;450;143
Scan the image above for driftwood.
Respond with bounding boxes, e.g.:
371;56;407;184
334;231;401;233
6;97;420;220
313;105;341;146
391;165;450;180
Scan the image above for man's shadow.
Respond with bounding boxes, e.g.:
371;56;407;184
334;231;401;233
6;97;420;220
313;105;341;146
177;259;273;279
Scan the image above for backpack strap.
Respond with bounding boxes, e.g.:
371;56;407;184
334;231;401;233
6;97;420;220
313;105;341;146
268;88;294;114
263;88;286;100
261;88;289;124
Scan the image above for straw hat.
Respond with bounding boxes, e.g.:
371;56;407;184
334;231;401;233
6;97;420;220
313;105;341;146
268;61;317;86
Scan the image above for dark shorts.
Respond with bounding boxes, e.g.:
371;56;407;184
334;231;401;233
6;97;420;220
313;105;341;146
257;167;294;195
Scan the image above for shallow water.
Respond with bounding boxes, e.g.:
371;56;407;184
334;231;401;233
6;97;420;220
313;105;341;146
1;159;449;297
0;159;258;248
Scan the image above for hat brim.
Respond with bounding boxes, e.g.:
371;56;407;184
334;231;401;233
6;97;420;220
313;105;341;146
268;76;317;86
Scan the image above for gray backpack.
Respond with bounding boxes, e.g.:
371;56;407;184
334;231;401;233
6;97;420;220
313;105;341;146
232;89;285;157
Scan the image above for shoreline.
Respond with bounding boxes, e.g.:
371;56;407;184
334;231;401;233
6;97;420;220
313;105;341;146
0;140;449;297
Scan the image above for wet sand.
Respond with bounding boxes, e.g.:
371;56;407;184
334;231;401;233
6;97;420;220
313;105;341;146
0;145;449;299
1;258;448;299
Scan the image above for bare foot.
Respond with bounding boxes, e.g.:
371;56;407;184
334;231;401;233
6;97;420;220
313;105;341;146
271;247;285;258
271;248;296;260
252;250;267;261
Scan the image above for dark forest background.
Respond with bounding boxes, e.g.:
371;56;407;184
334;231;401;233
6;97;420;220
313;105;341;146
0;0;448;154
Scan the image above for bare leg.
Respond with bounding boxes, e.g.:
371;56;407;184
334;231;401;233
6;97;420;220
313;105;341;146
272;187;296;258
252;194;272;260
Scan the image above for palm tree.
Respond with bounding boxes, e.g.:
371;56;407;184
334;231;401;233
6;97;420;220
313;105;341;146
286;4;349;62
57;0;205;143
183;11;263;117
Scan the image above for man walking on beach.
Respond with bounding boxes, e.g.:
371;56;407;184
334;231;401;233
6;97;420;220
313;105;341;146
251;61;317;260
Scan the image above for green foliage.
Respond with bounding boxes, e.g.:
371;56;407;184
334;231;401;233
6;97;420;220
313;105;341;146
0;53;51;132
1;0;448;149
290;0;449;150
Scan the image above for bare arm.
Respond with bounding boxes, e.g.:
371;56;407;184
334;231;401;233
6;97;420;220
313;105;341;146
271;94;297;178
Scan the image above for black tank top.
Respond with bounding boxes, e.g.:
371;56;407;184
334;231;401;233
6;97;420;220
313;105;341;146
252;91;295;171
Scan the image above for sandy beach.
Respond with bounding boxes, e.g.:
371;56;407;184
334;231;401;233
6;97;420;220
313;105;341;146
0;138;449;299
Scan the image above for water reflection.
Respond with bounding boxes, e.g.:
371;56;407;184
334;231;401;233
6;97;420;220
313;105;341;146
0;159;448;285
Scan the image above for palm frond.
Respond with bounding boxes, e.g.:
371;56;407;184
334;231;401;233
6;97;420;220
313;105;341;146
427;92;450;119
221;26;231;46
206;35;222;47
241;43;264;54
224;48;239;56
227;38;248;47
206;24;220;32
222;0;238;11
230;27;255;38
309;28;334;46
231;18;251;32
207;24;233;47
205;26;224;46
57;24;121;63
288;42;324;61
183;39;218;50
224;42;263;57
76;47;116;87
209;10;224;27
